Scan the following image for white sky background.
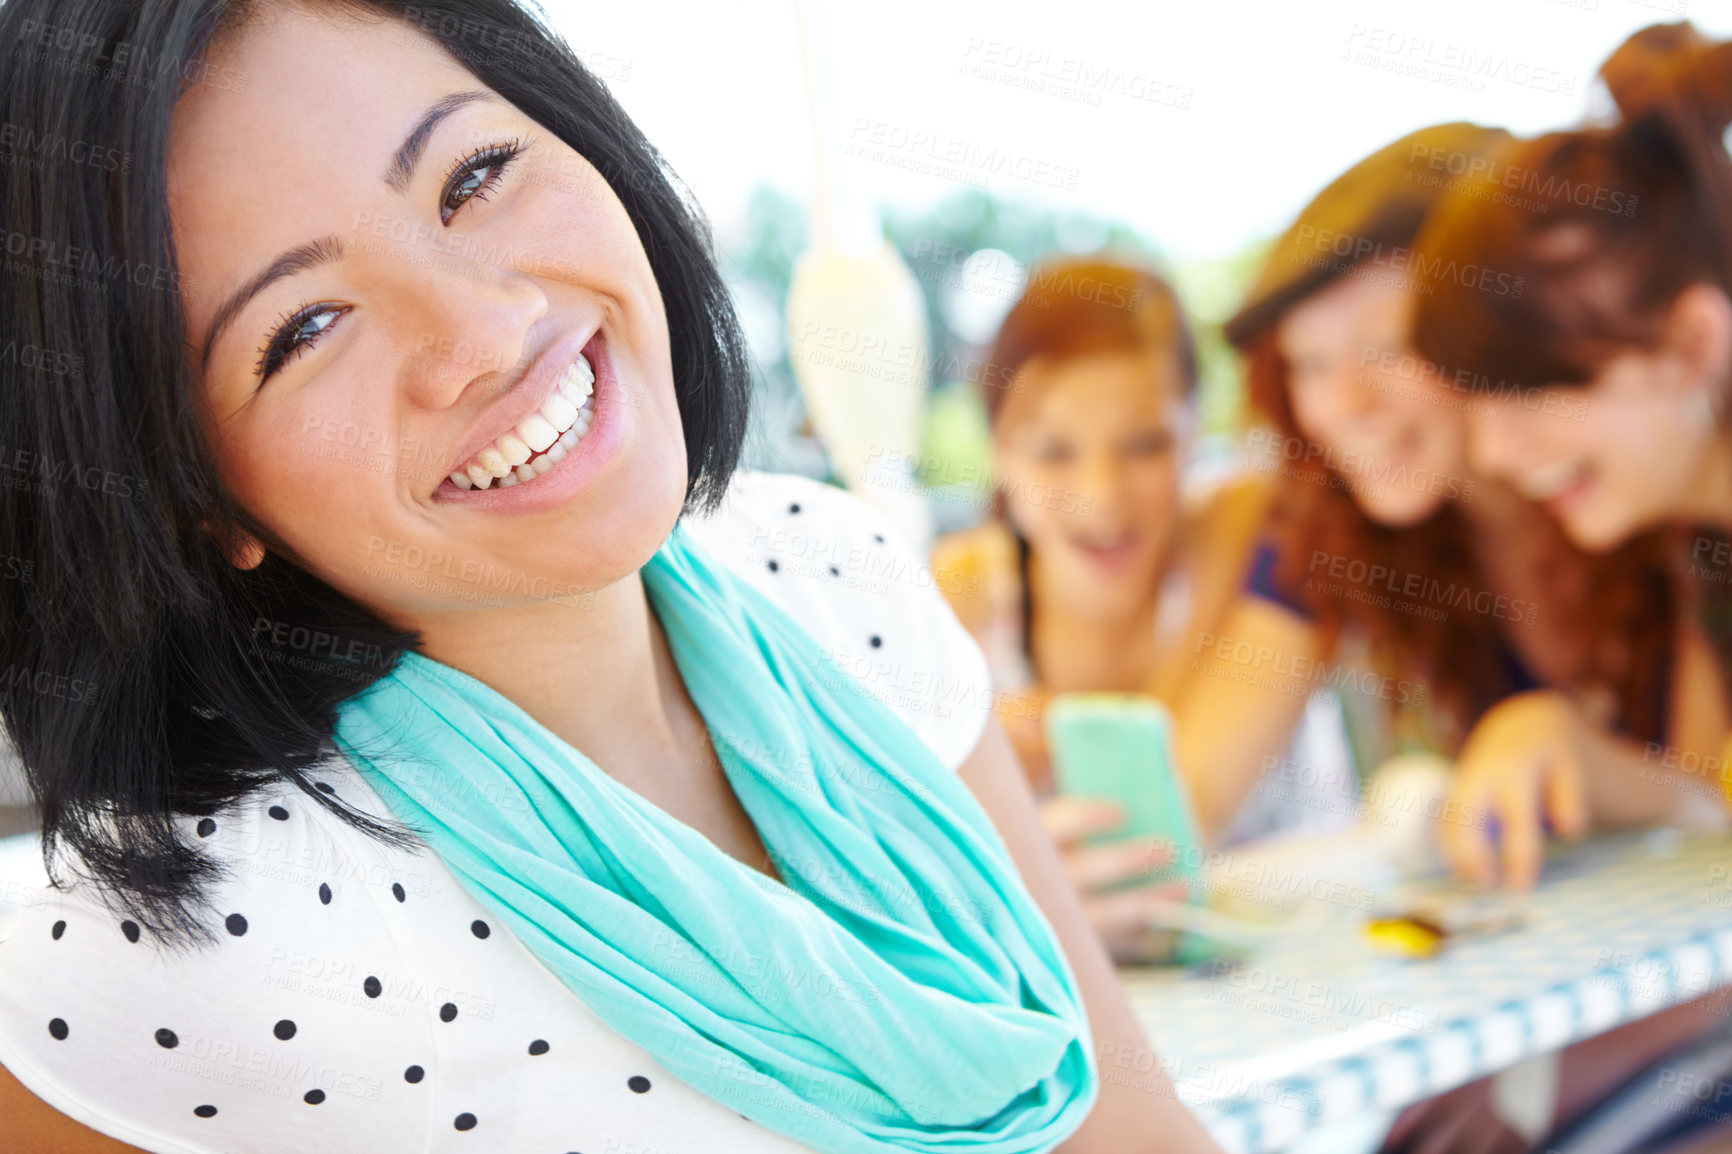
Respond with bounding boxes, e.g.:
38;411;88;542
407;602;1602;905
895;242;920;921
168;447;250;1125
539;0;1732;265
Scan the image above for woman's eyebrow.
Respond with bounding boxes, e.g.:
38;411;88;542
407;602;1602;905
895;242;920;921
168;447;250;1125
200;235;343;376
382;89;497;194
198;88;499;375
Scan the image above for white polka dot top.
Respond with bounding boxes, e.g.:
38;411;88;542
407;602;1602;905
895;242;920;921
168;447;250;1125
0;470;995;1154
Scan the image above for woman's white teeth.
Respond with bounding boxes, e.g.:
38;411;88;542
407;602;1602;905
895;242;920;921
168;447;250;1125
519;413;559;453
452;352;597;491
499;433;532;468
542;393;579;430
479;447;512;478
1520;460;1586;501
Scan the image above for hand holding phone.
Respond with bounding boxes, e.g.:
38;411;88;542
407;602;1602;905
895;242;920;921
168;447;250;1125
1044;693;1205;893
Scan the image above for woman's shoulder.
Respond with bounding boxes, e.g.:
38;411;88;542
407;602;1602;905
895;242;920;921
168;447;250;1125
0;764;819;1154
1181;470;1276;568
930;518;1021;623
0;765;439;1152
682;469;996;771
930;516;1018;578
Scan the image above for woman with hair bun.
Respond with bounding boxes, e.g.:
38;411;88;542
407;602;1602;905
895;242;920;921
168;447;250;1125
1378;23;1732;1152
1182;121;1718;887
1410;20;1732;879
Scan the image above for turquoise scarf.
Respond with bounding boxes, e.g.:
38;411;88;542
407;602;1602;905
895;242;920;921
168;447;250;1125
332;517;1097;1153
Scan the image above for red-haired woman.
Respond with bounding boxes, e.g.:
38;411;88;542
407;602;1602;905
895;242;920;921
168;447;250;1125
931;257;1272;958
1410;21;1732;866
1181;122;1725;879
1215;110;1732;1154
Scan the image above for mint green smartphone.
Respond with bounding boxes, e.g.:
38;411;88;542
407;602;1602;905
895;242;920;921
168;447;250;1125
1046;693;1228;965
1044;693;1203;891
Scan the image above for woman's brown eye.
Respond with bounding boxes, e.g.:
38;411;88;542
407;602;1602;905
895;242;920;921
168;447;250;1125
439;143;520;225
446;164;494;210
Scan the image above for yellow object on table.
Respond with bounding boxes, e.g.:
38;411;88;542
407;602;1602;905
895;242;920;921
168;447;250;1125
1364;915;1447;958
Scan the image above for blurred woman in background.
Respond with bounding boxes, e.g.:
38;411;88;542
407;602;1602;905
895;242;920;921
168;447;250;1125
930;257;1270;957
1411;21;1732;865
1175;121;1721;876
1204;110;1731;1154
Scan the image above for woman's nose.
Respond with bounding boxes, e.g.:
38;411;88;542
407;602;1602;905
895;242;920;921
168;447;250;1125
1076;453;1126;517
368;244;550;410
1466;401;1523;479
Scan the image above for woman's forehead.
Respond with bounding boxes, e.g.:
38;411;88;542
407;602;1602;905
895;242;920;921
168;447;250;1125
167;5;468;184
165;5;479;365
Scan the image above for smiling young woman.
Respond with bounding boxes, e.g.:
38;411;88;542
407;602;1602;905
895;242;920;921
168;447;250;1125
0;2;1222;1152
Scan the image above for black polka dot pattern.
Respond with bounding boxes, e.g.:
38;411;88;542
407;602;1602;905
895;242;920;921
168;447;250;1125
1;475;962;1153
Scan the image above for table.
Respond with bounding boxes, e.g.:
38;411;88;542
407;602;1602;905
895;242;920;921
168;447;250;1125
1122;831;1732;1154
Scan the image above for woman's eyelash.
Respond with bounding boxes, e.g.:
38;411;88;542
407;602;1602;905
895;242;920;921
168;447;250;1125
255;303;347;382
251;137;526;384
439;136;525;224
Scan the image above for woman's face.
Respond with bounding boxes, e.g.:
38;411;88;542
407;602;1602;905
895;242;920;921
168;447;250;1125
1277;271;1468;527
168;3;690;627
1462;286;1732;551
994;349;1189;605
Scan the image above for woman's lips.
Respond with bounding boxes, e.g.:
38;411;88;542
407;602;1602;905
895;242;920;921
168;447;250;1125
1541;465;1595;517
1518;459;1593;511
447;353;595;490
432;329;626;514
1068;532;1144;573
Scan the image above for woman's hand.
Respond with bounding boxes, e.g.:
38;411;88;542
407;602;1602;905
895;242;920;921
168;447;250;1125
1445;687;1731;891
1441;690;1591;891
1039;796;1191;963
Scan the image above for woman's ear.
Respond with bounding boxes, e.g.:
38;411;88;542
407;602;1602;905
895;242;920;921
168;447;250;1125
201;517;266;571
227;534;267;571
1666;283;1732;412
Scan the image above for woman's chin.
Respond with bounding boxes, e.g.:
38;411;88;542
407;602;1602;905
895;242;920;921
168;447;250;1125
1355;489;1447;529
1558;498;1644;555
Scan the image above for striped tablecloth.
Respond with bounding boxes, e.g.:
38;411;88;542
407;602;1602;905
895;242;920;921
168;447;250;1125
1123;831;1732;1154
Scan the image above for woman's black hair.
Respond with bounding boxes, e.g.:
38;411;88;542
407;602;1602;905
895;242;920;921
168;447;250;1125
0;0;753;945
